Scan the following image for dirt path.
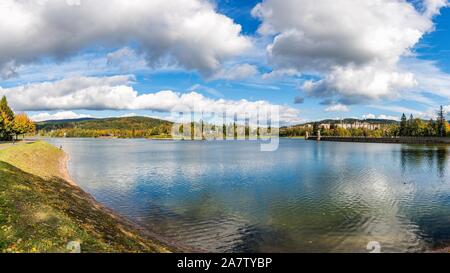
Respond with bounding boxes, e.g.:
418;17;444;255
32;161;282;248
0;140;35;150
59;151;77;186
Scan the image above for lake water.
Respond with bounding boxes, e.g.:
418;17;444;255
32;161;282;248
46;138;450;253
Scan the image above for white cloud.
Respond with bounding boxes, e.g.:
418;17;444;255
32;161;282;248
253;0;448;103
106;47;147;72
362;114;376;119
423;0;449;17
302;66;416;103
367;103;447;120
30;111;92;122
0;61;19;79
0;0;251;78
210;64;259;81
325;104;350;113
362;113;399;121
261;68;300;80
378;114;400;121
400;58;450;99
0;75;302;124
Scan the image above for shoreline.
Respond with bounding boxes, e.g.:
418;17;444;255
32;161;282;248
59;152;76;186
305;136;450;145
56;145;199;253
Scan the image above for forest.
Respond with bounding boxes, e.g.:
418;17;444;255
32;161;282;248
37;116;174;138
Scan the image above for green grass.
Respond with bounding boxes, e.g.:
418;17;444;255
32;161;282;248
0;142;173;253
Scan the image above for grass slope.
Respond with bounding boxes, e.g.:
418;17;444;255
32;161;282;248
0;142;172;253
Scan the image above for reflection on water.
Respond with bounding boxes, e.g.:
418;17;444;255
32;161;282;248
400;146;448;178
46;138;450;253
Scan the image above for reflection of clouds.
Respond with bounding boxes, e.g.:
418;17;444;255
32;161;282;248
44;139;450;252
140;200;260;252
331;171;425;252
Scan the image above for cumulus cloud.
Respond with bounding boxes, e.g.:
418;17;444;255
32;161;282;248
210;64;259;81
0;0;251;78
0;75;301;123
302;66;417;104
30;111;93;122
423;0;449;17
324;104;350;113
253;0;448;103
362;114;399;121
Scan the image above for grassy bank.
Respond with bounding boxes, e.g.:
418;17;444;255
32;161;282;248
0;141;174;253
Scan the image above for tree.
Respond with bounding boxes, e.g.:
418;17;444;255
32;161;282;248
437;106;447;137
400;113;407;136
222;124;227;140
190;122;195;140
0;96;15;141
201;119;205;140
13;113;36;139
312;122;319;135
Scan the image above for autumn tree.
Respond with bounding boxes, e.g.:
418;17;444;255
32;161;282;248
13;113;36;139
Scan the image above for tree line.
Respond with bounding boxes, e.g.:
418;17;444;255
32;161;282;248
399;106;448;137
0;96;36;141
281;106;449;138
37;116;173;139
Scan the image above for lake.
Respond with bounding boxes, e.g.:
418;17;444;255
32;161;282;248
46;138;450;253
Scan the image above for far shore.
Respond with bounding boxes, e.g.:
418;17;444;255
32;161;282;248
32;135;450;145
305;136;450;145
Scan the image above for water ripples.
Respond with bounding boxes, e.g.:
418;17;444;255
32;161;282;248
46;138;450;252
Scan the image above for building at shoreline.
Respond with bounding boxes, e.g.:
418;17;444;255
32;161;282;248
312;120;390;131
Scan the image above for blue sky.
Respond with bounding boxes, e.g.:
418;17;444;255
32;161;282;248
0;0;449;124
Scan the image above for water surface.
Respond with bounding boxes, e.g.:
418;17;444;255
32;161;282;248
46;138;450;252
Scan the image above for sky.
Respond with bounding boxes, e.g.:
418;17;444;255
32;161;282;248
0;0;449;124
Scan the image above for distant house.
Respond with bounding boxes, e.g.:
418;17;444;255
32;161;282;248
292;120;388;132
336;122;383;130
319;123;331;130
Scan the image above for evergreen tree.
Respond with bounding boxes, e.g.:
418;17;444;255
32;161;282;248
400;113;407;136
0;96;15;141
437;106;447;137
190;122;195;140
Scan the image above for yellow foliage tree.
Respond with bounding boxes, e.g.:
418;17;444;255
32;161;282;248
13;113;36;139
